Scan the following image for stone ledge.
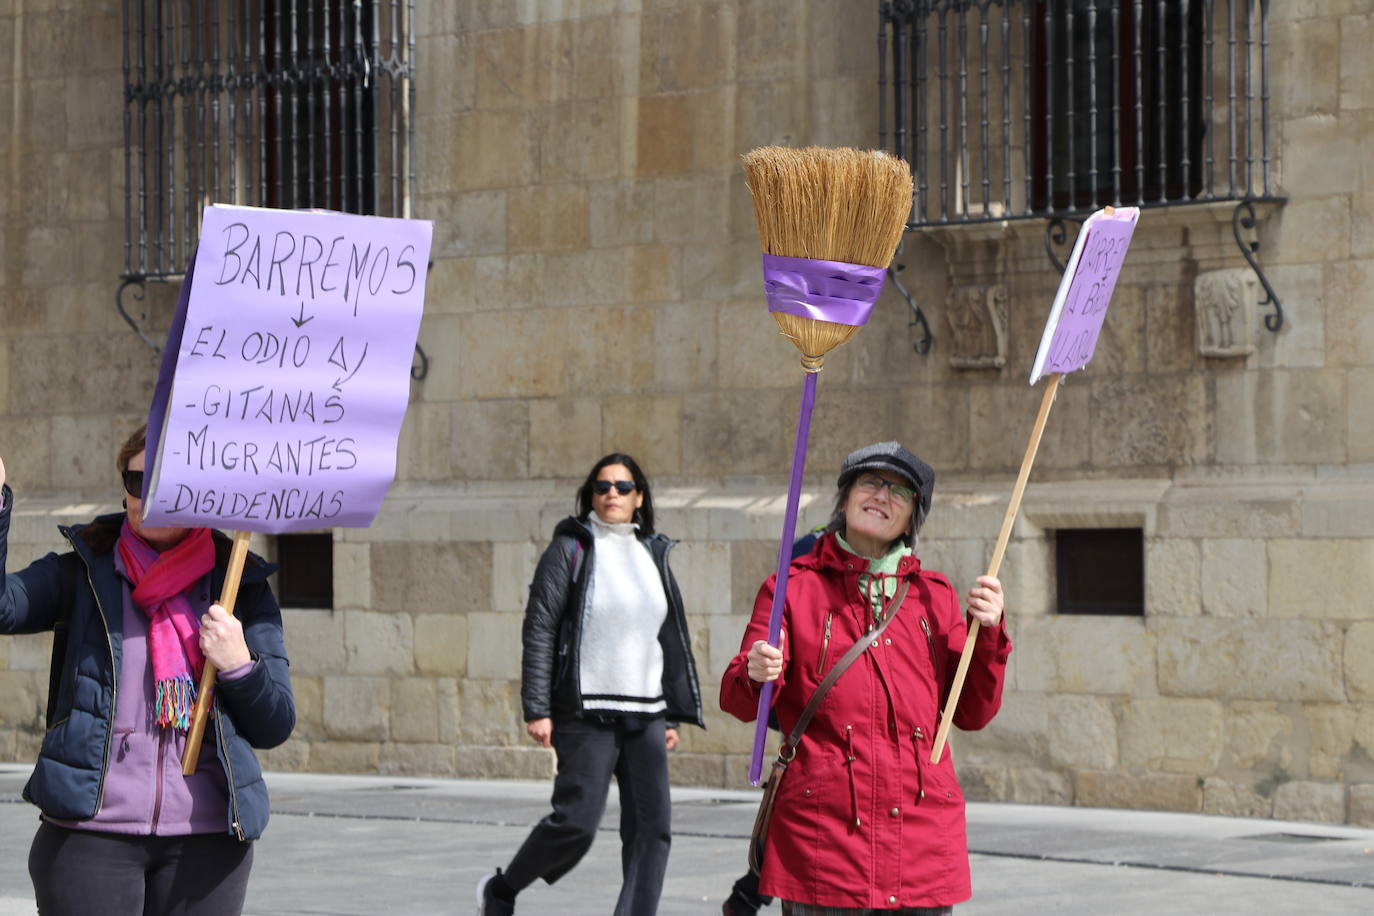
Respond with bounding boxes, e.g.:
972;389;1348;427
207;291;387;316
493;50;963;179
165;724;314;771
1074;770;1203;813
1273;780;1348;824
455;745;555;781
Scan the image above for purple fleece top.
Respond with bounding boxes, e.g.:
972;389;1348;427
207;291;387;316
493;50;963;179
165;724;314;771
49;551;254;836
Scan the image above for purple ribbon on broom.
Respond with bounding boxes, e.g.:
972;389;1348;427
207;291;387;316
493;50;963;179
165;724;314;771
762;254;885;326
748;255;887;786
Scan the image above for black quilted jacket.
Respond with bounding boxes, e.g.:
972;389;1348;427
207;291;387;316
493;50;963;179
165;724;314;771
0;487;293;841
520;516;704;729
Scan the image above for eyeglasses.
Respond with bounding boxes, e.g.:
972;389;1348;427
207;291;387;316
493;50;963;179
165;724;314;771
121;469;145;498
592;480;637;496
854;473;915;505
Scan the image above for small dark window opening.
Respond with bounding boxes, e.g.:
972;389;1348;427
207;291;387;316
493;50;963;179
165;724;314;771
275;533;334;609
1055;528;1143;615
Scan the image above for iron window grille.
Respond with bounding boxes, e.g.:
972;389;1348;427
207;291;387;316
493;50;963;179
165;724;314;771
118;0;425;375
879;0;1284;349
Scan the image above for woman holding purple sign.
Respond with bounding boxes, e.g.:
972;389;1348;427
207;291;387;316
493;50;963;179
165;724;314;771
477;452;703;916
721;442;1010;915
0;425;295;916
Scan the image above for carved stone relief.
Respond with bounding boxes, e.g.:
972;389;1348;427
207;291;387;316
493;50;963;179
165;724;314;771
1194;268;1257;358
946;284;1008;369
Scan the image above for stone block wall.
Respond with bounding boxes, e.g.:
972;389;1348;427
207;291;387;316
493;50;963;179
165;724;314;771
3;1;1374;825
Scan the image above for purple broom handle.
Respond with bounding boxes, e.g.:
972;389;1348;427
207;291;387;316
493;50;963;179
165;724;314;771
749;370;819;786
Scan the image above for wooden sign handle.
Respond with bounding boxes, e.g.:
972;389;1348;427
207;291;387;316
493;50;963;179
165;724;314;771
930;373;1062;764
181;530;252;775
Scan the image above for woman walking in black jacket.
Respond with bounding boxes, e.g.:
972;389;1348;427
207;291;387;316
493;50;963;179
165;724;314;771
477;453;704;916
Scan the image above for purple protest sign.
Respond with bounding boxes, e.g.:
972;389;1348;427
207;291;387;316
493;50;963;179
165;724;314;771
143;204;433;534
1029;207;1139;385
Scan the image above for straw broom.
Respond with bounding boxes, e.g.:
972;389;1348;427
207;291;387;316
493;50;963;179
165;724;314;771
743;146;912;785
744;147;912;369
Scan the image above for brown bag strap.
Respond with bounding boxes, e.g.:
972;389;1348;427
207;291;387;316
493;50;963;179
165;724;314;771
747;579;912;876
774;580;910;765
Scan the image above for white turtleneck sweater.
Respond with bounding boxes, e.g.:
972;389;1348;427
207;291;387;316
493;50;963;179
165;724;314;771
579;513;669;717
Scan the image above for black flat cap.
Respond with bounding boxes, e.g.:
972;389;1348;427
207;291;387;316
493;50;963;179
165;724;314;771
838;441;934;519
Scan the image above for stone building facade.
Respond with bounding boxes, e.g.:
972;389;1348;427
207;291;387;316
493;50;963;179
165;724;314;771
3;1;1374;825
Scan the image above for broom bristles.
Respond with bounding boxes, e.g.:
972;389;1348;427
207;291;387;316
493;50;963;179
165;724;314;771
744;146;912;267
774;314;861;370
744;147;913;367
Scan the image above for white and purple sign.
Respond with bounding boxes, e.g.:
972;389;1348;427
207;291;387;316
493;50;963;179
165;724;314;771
143;204;433;534
1029;207;1139;385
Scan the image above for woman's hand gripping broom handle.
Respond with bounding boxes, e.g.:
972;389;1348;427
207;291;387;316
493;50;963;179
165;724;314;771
750;370;819;786
181;530;253;775
930;373;1062;765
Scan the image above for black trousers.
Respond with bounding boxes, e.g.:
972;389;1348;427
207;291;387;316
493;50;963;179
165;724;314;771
29;821;254;916
504;716;672;916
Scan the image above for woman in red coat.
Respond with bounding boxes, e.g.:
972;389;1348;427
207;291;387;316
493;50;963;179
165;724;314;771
721;442;1010;915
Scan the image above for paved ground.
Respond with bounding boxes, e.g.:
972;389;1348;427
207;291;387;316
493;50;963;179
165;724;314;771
4;763;1374;914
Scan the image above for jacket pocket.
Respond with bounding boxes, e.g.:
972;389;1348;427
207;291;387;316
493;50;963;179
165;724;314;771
920;616;937;670
553;613;574;687
48;643;77;729
817;611;834;674
113;728;134;762
554;639;570;686
765;755;821;877
912;725;962;805
38;717;73;762
910;726;928;803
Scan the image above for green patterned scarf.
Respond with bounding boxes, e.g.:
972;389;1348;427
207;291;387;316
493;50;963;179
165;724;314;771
836;532;912;622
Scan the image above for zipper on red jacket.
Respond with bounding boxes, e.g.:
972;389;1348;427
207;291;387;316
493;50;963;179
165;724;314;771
914;618;936;806
919;616;939;684
844;724;860;827
911;726;927;804
818;611;833;673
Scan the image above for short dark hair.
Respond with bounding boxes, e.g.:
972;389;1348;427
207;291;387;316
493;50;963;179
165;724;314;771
117;423;148;474
575;453;655;535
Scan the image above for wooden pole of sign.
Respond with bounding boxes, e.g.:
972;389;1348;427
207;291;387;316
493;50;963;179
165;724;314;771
181;530;253;775
930;372;1062;764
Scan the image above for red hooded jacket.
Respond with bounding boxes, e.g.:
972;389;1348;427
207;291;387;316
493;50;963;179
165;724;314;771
721;532;1011;909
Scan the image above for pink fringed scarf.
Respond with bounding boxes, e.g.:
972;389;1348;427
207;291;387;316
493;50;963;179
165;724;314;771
117;521;215;730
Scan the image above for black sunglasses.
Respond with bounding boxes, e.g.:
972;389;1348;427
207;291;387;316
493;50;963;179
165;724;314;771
592;480;637;496
121;469;145;498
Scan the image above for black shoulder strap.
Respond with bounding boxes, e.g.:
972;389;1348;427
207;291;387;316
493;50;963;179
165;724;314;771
46;552;81;728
